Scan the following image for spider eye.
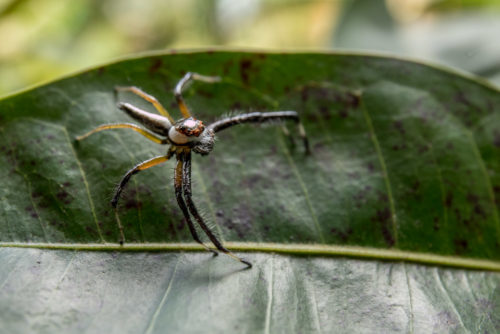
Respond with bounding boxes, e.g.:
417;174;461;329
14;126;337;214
176;118;205;137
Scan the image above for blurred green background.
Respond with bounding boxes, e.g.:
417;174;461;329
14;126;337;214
1;0;499;96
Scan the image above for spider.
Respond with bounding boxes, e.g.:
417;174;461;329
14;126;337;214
76;72;310;268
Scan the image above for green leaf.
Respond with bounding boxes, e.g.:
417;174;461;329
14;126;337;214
1;51;499;332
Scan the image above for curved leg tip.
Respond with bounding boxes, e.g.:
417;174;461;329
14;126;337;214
241;259;252;269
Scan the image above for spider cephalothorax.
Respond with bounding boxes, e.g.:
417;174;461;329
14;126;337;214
76;72;309;268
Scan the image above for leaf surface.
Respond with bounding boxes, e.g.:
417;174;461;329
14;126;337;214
0;51;499;333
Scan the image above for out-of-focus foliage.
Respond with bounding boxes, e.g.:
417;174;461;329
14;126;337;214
0;0;499;95
334;0;500;85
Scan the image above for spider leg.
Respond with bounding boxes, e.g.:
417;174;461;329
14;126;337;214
75;123;168;144
112;154;172;244
174;153;218;256
208;111;310;154
117;103;171;136
174;72;221;118
281;124;296;148
115;86;175;123
181;151;252;268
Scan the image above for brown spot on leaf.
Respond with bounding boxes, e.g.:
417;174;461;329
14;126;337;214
454;239;468;254
239;59;253;85
444;192;453;208
371;207;395;247
433;217;440;231
149;58;163;74
330;227;353;242
56;189;72;204
493;130;500;148
393;120;405;135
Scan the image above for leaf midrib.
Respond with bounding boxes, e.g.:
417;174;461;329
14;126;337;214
1;241;499;271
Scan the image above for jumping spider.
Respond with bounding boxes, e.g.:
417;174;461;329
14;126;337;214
76;72;310;267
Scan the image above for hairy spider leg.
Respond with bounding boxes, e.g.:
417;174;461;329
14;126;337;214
111;154;172;244
181;151;252;268
115;86;175;124
208;111;311;154
75;123;168;144
174;72;221;118
174;152;218;256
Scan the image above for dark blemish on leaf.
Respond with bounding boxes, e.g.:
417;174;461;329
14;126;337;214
63;182;71;187
239;59;253;85
222;59;234;75
338;109;348;118
474;204;486;219
240;174;264;190
454;239;468;254
366;162;375;173
46;135;54;140
177;218;185;230
444;192;453;208
197;88;215;99
306;113;318;122
149;58;163;74
371;207;395;247
433;217;440;231
466;193;479;205
97;67;106;75
165;222;177;238
393;121;405;135
494;185;500;195
345;92;360;108
377;191;389;203
56;189;72;204
38;199;49;209
330;227;353;242
318;106;331;120
230;102;242;110
85;226;96;235
392;143;407;151
418;144;430;154
125;197;142;210
348;171;359;179
301;86;310;102
30;160;36;166
411;180;421;192
493;130;500;148
25;204;39;219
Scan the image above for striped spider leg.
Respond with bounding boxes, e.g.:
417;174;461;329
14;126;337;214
76;72;310;268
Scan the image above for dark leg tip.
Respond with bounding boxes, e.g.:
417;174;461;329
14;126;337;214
241;259;252;269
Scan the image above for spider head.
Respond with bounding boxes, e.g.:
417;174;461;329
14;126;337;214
168;117;215;155
175;118;205;137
